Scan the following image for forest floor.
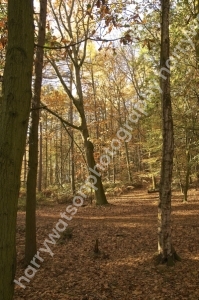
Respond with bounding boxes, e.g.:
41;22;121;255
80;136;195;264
14;189;199;300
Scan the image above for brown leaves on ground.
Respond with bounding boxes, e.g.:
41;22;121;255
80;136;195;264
14;189;199;300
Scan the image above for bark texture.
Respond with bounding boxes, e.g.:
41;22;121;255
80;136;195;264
158;0;178;265
25;0;47;264
76;101;108;205
0;0;34;298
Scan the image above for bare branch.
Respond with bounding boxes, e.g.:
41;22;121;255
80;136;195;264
34;36;122;50
62;122;88;167
41;102;81;131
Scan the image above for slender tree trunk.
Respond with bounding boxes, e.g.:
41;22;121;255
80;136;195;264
149;153;157;190
45;112;48;188
25;0;47;265
49;122;53;185
74;67;108;205
152;174;157;190
60;120;63;186
137;127;143;172
195;2;199;65
183;143;190;202
23;147;27;188
68;63;76;193
91;64;99;139
0;0;34;298
70;133;75;194
112;155;116;183
124;142;132;182
158;0;180;265
55;121;59;185
38;121;43;191
69;100;76;194
174;153;183;193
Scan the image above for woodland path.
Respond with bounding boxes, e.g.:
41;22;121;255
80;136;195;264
14;189;199;300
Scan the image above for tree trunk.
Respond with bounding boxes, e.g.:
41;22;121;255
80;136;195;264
45;113;48;188
49;121;53;185
158;0;179;265
25;0;47;265
183;146;190;202
91;64;100;139
23;147;27;188
81;118;108;205
68;64;76;193
55;119;59;185
38;121;43;191
69;100;76;194
60;120;63;186
74;94;108;204
125;141;132;182
113;155;116;184
152;174;157;190
0;0;34;298
74;66;108;205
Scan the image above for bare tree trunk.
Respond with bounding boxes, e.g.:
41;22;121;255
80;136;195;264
45;112;48;188
124;142;132;182
69;69;76;194
80;111;108;205
55;120;59;185
183;140;191;202
23;147;27;188
49;120;53;185
60;120;63;186
0;0;34;298
91;64;99;139
38;121;43;191
70;107;76;194
158;0;180;265
25;0;47;265
85;139;108;205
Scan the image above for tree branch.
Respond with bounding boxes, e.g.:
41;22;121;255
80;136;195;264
62;122;88;167
35;37;122;50
41;102;81;131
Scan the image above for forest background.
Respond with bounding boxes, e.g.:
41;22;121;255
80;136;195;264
1;0;199;299
15;0;199;202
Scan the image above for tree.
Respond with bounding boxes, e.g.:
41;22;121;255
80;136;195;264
45;0;108;205
0;0;34;298
170;0;199;199
158;0;180;265
25;0;47;265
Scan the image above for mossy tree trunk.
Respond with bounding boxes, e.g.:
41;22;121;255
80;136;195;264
0;0;34;298
25;0;47;265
